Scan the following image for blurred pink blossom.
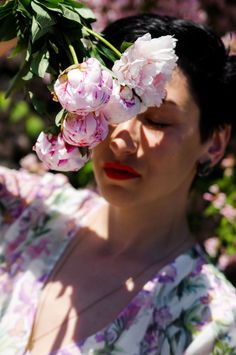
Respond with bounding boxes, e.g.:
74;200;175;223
221;154;236;169
218;253;231;270
156;0;206;23
220;204;236;222
204;237;220;257
209;184;220;194
212;192;226;209
222;32;236;55
84;0;206;31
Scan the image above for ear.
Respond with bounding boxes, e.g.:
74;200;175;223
200;125;232;167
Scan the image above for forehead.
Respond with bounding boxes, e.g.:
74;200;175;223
164;67;200;119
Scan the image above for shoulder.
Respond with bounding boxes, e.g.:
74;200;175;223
177;246;236;354
0;166;100;254
145;245;236;354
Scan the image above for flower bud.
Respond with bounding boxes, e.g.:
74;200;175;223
33;132;88;171
62;111;109;148
54;58;113;114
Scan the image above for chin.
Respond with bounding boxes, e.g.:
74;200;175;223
97;183;139;208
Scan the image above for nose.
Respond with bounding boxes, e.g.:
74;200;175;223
109;118;139;158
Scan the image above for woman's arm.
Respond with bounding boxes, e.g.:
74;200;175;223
0;38;17;58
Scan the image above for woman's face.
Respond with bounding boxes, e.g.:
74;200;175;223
92;68;210;208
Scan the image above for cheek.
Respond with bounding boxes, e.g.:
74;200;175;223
141;126;200;171
141;127;165;149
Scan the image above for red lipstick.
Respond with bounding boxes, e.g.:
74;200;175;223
103;162;141;180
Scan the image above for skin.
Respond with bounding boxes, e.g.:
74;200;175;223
27;67;231;354
91;67;230;256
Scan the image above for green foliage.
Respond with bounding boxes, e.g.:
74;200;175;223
25;115;45;138
67;160;95;187
0;90;45;141
0;0;118;100
203;159;236;257
0;92;11;111
9;101;29;122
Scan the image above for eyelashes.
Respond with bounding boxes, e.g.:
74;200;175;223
144;118;171;129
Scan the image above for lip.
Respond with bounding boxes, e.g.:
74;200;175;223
103;161;141;180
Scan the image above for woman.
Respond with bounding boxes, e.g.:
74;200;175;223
1;14;236;355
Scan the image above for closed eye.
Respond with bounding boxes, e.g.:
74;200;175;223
145;119;171;129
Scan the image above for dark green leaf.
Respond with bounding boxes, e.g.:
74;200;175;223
31;1;56;27
0;17;18;41
96;43;117;63
30;46;50;77
60;6;82;23
6;61;31;97
29;91;48;116
120;41;133;53
31;0;62;15
0;0;16;20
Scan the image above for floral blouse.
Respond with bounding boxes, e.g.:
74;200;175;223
0;166;236;355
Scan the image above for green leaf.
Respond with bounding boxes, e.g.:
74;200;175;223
0;1;16;20
6;61;31;97
120;41;133;53
31;1;56;30
29;91;48;116
74;7;96;20
31;46;50;78
60;6;82;23
55;108;65;126
31;16;41;43
22;71;34;81
0;17;18;41
95;43;117;63
18;0;32;18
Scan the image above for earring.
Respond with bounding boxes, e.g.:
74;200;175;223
197;160;212;177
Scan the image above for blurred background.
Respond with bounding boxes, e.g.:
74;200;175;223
0;0;236;285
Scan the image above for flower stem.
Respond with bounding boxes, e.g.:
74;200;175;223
64;35;79;64
83;26;122;58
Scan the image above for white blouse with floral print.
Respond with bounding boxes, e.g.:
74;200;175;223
0;166;236;355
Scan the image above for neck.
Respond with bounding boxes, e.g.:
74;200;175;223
98;195;195;261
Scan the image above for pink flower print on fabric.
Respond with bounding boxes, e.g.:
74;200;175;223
102;80;144;123
33;132;88;172
62;112;109;148
112;33;178;107
54;58;113;114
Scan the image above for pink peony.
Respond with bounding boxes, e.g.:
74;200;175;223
33;132;88;171
62;111;109;148
112;33;178;107
102;80;144;124
54;58;113;114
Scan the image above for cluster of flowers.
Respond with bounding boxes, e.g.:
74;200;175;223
34;33;177;171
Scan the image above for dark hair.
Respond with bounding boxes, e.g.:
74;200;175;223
102;14;236;142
